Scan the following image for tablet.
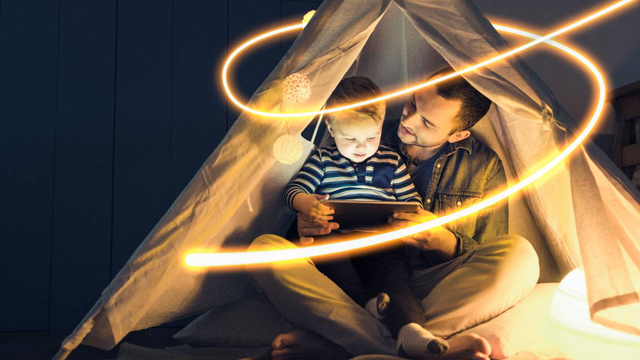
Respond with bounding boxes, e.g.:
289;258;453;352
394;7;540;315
322;200;421;230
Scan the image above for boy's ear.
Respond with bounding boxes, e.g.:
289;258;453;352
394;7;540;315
325;119;334;137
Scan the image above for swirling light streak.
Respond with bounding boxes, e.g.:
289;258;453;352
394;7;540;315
186;1;631;267
221;0;633;119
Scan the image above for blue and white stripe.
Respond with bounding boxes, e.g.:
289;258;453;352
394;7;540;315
284;144;422;210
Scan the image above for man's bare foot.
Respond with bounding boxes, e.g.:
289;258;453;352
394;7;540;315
399;333;491;360
271;328;352;360
440;334;491;360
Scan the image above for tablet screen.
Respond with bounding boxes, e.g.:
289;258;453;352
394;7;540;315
323;200;421;230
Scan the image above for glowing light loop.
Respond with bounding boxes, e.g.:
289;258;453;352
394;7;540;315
221;0;633;119
186;0;634;267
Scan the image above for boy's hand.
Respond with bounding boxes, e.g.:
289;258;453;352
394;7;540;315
387;208;457;260
292;193;335;224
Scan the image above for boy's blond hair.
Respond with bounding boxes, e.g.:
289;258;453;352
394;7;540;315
325;76;385;126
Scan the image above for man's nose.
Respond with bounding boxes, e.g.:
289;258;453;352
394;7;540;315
402;110;420;127
401;98;414;118
401;106;410;119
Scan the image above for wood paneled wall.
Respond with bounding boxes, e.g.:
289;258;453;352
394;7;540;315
0;0;322;331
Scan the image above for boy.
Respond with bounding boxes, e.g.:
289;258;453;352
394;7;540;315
284;76;449;359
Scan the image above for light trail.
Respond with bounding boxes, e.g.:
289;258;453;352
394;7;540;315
221;0;634;119
186;1;631;267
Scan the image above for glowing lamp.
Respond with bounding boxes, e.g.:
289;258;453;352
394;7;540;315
273;134;303;164
550;267;640;360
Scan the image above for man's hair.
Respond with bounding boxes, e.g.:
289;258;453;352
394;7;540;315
429;67;492;133
325;76;385;125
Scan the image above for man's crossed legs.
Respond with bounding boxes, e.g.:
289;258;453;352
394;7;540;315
246;234;539;360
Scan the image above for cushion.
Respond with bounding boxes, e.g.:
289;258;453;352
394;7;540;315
452;283;564;359
173;293;295;347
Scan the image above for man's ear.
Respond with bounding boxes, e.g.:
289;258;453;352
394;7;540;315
447;130;470;143
325;119;334;137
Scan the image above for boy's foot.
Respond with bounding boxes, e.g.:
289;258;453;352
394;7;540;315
365;292;391;320
397;323;449;359
398;325;490;360
271;328;351;360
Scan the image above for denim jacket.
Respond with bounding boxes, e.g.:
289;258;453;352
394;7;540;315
382;119;508;268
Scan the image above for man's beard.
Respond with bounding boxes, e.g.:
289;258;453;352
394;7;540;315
408;139;448;148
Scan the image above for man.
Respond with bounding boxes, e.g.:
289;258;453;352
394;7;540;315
247;68;540;360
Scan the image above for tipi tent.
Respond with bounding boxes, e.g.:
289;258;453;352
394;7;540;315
55;0;640;359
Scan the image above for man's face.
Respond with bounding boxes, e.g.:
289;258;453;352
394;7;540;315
326;114;382;163
397;86;464;147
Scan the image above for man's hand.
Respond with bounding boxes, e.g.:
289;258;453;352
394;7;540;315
297;212;339;246
387;208;457;260
292;193;335;224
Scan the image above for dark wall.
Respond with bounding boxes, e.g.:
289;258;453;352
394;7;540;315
0;0;322;331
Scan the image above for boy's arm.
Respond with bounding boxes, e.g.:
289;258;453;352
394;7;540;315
391;158;423;205
284;150;325;211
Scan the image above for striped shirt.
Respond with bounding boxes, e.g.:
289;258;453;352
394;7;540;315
284;144;422;211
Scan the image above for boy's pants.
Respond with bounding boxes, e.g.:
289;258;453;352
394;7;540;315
315;244;426;337
246;233;539;356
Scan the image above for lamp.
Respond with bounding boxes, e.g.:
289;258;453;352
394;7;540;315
550;267;640;360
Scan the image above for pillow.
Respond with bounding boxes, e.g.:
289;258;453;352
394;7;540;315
451;283;564;359
173;293;295;347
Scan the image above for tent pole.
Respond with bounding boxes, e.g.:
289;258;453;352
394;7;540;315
52;348;71;360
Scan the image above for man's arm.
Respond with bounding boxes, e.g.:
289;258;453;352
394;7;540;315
388;160;508;261
451;160;508;257
296;213;340;245
389;208;458;260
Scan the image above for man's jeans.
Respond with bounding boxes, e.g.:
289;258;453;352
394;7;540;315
246;234;539;356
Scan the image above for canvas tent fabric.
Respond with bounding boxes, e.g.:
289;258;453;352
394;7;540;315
54;0;640;359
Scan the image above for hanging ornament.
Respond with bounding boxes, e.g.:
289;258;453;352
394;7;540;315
284;73;311;104
302;10;316;26
273;134;303;165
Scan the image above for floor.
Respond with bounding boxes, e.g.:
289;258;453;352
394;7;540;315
0;327;182;360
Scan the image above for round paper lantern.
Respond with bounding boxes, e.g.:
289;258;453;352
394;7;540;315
284;73;311;104
273;134;303;165
550;267;640;360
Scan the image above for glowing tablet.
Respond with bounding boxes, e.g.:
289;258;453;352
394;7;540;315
323;200;421;230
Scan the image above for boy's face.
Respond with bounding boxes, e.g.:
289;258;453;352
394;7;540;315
326;113;383;163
